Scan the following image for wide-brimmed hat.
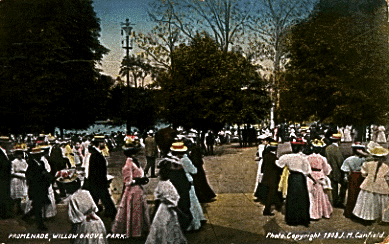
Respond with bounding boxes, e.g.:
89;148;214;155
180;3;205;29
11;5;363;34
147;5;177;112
161;155;182;165
11;143;28;152
0;136;10;142
330;133;342;140
122;137;140;150
311;139;326;148
47;134;56;142
93;135;105;142
268;141;278;148
30;146;44;154
291;138;306;145
56;169;79;183
38;143;51;150
367;141;389;157
170;142;188;152
300;126;310;131
351;142;365;149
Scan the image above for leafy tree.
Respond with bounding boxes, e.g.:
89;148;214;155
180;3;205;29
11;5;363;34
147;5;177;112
0;0;108;133
281;0;389;125
156;34;270;135
119;54;153;88
249;0;316;125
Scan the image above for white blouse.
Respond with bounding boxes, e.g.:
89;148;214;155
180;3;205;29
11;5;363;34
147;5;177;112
276;153;312;175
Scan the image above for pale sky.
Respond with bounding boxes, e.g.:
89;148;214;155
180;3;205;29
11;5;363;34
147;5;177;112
93;0;154;78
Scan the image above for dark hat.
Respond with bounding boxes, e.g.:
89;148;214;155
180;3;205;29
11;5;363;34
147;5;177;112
351;142;365;149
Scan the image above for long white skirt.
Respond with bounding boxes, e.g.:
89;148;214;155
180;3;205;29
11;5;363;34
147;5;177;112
353;190;389;221
187;186;206;231
43;185;57;218
146;203;187;244
254;159;263;192
73;218;107;244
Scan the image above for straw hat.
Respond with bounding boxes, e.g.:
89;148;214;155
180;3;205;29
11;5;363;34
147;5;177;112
30;147;44;154
170;142;188;152
122;137;140;150
0;136;10;142
311;139;326;148
367;141;389;157
330;133;342;140
11;144;28;152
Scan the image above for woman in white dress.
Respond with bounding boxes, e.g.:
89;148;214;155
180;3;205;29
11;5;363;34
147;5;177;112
353;144;389;223
68;179;107;244
171;142;206;231
146;159;188;244
10;149;28;214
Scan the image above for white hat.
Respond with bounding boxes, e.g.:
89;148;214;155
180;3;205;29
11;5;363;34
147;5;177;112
367;141;389;157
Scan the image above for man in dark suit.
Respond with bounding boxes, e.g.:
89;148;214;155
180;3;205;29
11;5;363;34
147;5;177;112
259;143;283;216
87;140;117;219
0;137;12;219
325;133;346;208
26;147;52;230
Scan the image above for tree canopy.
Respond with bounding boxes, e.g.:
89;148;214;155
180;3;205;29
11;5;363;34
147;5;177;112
156;34;270;133
279;0;389;125
0;0;108;133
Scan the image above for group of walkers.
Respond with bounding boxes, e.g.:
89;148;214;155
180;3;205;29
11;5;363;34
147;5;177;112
254;128;389;227
0;129;217;244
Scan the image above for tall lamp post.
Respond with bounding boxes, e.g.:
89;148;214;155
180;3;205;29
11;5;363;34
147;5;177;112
121;18;134;133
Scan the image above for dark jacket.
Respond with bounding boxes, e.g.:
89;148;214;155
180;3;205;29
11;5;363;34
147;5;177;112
88;147;108;187
261;151;282;188
325;144;344;182
26;158;51;202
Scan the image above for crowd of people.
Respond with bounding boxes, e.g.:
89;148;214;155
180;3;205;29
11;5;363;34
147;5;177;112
0;129;216;243
254;124;389;229
3;123;389;243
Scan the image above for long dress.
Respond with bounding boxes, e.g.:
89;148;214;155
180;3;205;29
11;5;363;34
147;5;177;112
353;161;389;221
306;153;333;219
146;180;188;244
111;158;150;237
341;155;365;218
254;144;266;192
168;167;193;230
189;144;216;203
10;158;28;200
41;156;57;218
68;189;107;244
276;153;311;226
181;155;206;231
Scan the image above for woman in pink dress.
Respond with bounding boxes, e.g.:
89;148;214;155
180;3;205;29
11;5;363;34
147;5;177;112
111;139;150;238
306;139;333;220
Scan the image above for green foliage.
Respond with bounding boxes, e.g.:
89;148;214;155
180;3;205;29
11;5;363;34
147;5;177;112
156;35;270;132
0;0;109;133
119;54;154;88
281;1;389;125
